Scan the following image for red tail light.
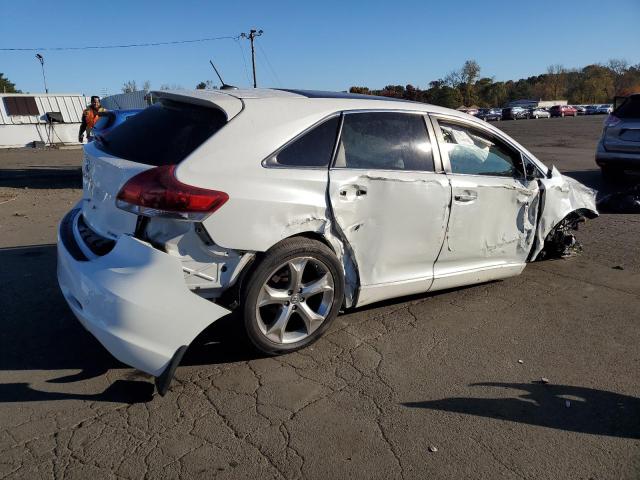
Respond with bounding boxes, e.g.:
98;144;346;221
116;165;228;221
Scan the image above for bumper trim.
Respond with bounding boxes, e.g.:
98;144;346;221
60;208;88;261
155;345;188;396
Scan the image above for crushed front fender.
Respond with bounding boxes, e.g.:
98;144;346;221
532;168;598;260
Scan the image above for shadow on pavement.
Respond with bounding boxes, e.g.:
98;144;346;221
403;382;640;439
0;167;81;189
0;244;259;405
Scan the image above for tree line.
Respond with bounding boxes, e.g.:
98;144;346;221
349;59;640;108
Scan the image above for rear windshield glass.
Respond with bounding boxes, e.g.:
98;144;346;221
95;100;226;166
615;96;640;119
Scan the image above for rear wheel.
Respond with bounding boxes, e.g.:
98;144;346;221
241;237;344;354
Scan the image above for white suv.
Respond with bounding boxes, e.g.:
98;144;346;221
57;89;597;394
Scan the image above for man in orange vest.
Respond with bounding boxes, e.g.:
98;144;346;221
78;96;106;143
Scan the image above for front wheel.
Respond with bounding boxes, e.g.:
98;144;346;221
241;237;344;354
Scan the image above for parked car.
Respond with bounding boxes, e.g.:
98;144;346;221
501;106;529;120
596;104;613;115
57;89;597;394
476;108;502;121
528;107;551;119
596;94;640;177
549;105;578;117
91;109;143;139
461;107;479;116
574;106;587;115
585;105;599;115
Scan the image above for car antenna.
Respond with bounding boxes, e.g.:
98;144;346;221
209;60;238;90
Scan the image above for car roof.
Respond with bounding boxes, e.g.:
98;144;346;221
152;87;465;117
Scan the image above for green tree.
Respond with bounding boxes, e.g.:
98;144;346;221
0;73;20;93
424;83;463;108
461;59;481;105
349;86;370;94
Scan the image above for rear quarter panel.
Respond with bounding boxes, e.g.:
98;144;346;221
175;99;338;252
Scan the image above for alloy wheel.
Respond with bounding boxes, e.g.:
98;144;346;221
255;256;335;344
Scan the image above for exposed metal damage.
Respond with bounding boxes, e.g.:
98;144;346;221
531;168;598;260
536;212;585;260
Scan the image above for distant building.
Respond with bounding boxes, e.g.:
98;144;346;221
0;93;89;148
508;99;568;108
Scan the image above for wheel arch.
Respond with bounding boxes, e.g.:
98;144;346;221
533;208;597;261
222;230;360;311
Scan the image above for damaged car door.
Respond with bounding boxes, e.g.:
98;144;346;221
328;111;451;306
430;117;540;290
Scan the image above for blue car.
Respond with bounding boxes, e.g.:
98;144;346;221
91;109;143;140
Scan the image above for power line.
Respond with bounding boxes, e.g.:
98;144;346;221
233;38;252;85
256;42;282;87
0;35;240;51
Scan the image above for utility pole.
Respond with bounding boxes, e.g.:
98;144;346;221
240;29;263;88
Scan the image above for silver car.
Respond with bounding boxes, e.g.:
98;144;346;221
596;94;640;176
530;108;550;119
596;104;614;115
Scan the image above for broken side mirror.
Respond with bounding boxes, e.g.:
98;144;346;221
525;162;536;180
548;165;560;179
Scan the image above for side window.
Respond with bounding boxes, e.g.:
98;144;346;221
273;116;340;167
335;112;434;171
438;121;524;177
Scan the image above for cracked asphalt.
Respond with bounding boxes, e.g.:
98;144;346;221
1;115;639;479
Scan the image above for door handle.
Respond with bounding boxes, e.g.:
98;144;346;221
454;192;477;202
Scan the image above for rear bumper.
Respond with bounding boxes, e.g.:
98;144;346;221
596;140;640;169
57;207;231;378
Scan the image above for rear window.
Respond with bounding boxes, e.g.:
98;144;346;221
614;96;640;119
272;116;340;167
96;100;226;166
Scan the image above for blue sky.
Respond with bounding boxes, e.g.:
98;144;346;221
1;0;639;96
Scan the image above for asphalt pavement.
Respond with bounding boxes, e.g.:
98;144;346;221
0;115;638;479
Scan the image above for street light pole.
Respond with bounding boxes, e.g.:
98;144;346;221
240;29;263;88
35;53;48;94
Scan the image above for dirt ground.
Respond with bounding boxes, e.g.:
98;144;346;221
0;115;639;479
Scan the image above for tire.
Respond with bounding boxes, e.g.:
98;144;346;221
241;237;345;354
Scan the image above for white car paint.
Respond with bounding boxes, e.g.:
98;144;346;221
58;227;231;376
57;88;598;388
